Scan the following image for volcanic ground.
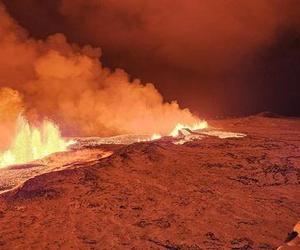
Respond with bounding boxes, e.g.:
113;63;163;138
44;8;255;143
0;115;299;249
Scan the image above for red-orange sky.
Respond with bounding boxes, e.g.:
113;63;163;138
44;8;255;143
3;0;300;117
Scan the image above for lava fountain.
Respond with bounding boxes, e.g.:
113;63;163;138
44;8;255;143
143;120;208;141
169;121;208;137
0;116;73;168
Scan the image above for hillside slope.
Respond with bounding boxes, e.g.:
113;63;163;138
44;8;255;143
0;117;299;249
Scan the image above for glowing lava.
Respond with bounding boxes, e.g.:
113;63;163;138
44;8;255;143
0;116;73;168
150;133;162;140
169;121;208;137
147;120;208;140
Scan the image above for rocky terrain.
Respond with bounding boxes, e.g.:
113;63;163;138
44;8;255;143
0;116;299;249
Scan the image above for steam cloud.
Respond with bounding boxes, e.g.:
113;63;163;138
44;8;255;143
0;3;201;141
0;88;24;149
5;0;300;116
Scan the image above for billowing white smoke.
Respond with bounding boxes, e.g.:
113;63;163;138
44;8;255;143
0;4;201;142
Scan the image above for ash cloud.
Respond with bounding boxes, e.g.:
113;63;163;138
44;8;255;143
4;0;300;116
0;88;24;149
0;4;200;137
58;0;299;70
1;0;300;131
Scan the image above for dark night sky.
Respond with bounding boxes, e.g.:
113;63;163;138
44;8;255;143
3;0;300;117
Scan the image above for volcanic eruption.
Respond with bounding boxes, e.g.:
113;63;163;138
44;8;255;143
0;116;74;168
0;1;299;249
0;2;209;167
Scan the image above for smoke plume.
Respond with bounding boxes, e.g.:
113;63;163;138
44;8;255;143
0;3;200;138
4;0;300;116
0;88;24;149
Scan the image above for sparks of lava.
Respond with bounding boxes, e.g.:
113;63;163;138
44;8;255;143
0;116;74;168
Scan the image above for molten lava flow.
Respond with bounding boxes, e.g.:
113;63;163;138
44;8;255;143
147;120;208;141
169;121;208;137
0;116;73;168
150;133;162;140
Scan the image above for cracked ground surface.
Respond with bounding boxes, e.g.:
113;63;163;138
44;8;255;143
0;116;299;249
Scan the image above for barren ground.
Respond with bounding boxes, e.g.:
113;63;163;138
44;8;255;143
0;116;299;249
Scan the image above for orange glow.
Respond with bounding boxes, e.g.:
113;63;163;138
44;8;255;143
147;120;208;141
169;121;208;137
0;116;74;168
150;133;162;140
